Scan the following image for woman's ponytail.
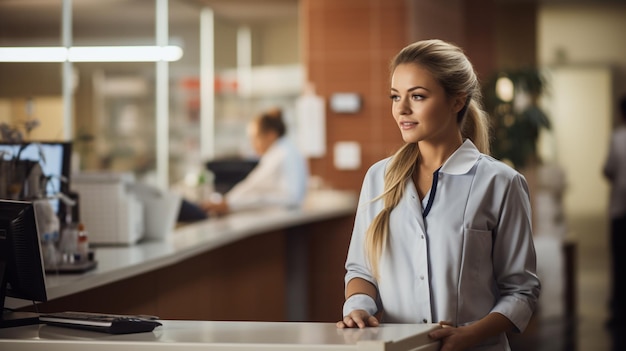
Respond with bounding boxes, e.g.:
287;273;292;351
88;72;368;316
461;98;490;155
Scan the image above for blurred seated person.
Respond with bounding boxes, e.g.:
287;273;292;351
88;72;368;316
201;108;309;215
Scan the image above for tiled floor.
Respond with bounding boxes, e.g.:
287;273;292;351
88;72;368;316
511;214;615;351
575;214;612;351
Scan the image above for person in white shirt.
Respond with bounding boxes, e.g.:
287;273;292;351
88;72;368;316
202;108;309;215
603;96;626;329
337;39;541;351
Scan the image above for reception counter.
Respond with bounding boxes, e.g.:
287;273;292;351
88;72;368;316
10;190;359;323
0;321;441;351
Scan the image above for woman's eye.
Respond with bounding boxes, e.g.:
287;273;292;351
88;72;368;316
412;94;424;100
389;94;400;102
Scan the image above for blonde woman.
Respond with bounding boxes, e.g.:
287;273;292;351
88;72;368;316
337;40;541;351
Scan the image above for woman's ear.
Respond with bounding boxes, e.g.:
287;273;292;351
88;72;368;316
450;93;467;114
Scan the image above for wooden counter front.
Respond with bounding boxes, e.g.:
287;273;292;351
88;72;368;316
13;190;358;323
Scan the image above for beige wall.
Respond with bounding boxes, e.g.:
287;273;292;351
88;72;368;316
538;3;626;123
213;16;300;69
0;97;65;141
257;18;300;65
538;4;626;66
537;4;625;217
540;67;612;217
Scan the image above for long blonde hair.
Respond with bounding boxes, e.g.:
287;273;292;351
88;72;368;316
365;39;491;279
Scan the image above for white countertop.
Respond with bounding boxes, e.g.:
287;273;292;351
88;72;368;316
7;190;358;309
0;320;441;351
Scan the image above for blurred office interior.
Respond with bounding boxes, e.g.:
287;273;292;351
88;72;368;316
1;0;626;349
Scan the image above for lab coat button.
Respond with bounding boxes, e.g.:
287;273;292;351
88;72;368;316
421;235;424;239
420;275;424;280
422;318;428;323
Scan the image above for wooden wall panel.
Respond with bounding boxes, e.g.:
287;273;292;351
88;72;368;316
303;0;502;192
28;231;287;322
305;216;355;322
463;0;497;82
302;0;409;192
22;217;355;323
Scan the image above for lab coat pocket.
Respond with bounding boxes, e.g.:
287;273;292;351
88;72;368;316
464;228;493;279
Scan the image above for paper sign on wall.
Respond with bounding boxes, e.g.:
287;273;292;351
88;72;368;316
296;88;326;158
333;141;361;170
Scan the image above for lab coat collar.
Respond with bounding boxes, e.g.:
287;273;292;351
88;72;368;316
273;136;290;148
265;136;288;154
439;139;480;175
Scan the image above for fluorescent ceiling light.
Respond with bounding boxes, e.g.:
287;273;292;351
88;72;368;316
0;47;67;62
69;46;183;62
0;46;183;62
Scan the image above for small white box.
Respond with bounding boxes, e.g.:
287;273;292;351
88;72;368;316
71;172;144;245
131;182;181;241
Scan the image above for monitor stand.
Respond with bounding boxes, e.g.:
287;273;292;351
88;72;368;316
0;264;40;328
0;310;40;328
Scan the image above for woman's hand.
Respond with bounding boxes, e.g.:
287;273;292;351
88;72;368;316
336;310;379;329
428;322;478;351
200;199;229;216
428;313;514;351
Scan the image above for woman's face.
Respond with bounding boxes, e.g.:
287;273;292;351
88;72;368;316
248;122;276;156
390;63;464;145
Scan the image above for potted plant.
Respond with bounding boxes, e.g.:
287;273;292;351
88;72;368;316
0;118;45;200
484;68;551;169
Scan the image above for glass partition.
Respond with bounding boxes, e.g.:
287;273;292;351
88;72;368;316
0;2;64;140
0;0;301;190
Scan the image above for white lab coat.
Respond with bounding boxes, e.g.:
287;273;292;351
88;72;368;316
226;136;309;211
344;140;541;351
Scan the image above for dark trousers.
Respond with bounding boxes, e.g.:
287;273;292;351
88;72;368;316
610;214;626;322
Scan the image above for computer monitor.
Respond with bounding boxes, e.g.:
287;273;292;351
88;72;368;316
0;199;47;328
206;158;259;194
0;142;72;218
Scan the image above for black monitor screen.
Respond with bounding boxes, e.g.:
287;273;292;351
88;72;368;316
0;142;72;216
206;158;259;194
0;199;47;328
